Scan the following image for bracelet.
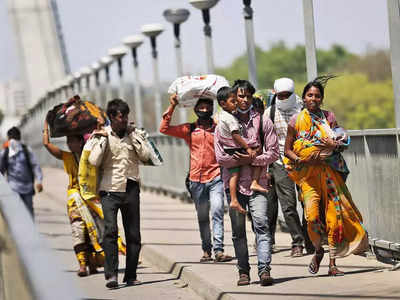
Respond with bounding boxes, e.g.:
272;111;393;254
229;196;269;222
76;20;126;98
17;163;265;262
42;129;49;134
294;157;300;164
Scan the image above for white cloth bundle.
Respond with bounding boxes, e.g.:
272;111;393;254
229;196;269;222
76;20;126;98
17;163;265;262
168;74;230;108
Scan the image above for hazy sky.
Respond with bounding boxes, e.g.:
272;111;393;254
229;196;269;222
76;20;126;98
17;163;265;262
0;0;390;85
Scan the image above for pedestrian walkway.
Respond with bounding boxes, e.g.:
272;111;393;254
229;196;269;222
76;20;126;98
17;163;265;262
36;168;399;300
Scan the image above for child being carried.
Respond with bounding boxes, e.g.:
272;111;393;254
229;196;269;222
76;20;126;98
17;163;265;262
216;87;268;215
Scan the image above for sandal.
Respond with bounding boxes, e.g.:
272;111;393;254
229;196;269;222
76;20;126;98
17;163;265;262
200;254;213;262
308;248;324;274
328;265;345;276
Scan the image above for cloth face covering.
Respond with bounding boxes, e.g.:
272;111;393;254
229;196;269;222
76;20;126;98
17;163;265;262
276;93;296;112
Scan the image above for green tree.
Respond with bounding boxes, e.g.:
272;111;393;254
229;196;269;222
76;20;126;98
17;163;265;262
295;73;394;129
0;109;3;126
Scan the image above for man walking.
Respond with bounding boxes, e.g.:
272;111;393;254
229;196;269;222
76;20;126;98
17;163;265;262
264;77;310;256
159;94;232;263
89;99;150;288
0;126;43;217
215;80;279;286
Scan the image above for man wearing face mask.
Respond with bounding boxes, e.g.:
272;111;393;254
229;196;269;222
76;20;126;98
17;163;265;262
0;126;43;217
264;77;310;257
159;94;233;263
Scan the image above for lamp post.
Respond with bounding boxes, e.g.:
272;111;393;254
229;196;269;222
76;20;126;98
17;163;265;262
242;0;258;88
123;35;144;128
79;67;92;96
302;0;318;81
99;56;114;107
109;46;128;99
91;62;102;105
387;0;400;128
189;0;219;73
73;72;82;94
163;8;190;123
66;74;74;97
141;23;164;128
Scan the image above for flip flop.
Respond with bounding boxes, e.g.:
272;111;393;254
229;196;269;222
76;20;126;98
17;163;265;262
308;249;324;274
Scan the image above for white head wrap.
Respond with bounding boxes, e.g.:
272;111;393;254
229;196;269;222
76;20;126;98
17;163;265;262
273;78;297;112
274;78;295;93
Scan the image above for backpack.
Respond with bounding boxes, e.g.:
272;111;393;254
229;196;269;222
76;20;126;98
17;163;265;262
1;144;35;188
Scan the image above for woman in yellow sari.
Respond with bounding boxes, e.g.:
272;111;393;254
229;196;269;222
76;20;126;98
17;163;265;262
43;120;125;276
283;77;368;276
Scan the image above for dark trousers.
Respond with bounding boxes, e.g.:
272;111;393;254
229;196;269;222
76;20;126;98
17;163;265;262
100;180;141;282
19;193;34;218
266;163;304;247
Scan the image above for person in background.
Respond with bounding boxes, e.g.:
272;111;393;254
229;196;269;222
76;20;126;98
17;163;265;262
0;126;43;217
159;94;233;263
264;78;308;257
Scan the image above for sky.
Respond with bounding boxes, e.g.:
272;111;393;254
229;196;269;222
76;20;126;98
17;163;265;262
0;0;391;85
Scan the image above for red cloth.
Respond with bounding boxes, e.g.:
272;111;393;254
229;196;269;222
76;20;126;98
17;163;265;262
159;106;220;183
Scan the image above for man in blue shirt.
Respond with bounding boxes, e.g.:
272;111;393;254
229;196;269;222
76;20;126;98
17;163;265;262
0;127;43;217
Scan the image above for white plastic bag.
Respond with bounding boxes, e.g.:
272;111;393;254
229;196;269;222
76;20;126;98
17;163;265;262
131;128;163;166
168;74;230;108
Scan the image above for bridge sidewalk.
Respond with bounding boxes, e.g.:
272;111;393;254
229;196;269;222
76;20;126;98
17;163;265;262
37;167;399;300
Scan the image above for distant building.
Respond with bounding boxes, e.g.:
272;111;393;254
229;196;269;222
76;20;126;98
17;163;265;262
7;0;69;107
0;80;26;116
0;80;27;138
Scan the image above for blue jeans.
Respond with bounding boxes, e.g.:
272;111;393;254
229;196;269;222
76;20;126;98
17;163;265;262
226;189;272;277
189;176;225;254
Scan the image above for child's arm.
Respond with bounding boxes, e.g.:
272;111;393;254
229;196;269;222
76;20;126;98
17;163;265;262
232;131;257;159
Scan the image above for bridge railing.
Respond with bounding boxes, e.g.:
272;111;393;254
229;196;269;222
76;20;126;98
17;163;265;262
24;126;400;263
0;174;81;300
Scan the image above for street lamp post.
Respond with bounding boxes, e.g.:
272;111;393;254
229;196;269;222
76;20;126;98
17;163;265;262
242;0;258;88
109;46;128;99
99;56;114;108
302;0;318;81
189;0;219;74
91;62;102;105
66;75;74;97
163;8;190;123
73;72;82;94
387;0;400;128
79;67;92;97
141;24;164;129
123;35;144;128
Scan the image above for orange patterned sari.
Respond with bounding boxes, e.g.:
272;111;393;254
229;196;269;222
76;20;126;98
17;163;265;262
283;109;368;258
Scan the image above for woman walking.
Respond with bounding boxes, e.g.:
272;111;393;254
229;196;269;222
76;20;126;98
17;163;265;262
43;119;125;276
283;76;368;276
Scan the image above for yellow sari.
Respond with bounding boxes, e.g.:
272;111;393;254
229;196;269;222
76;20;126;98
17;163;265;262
283;109;368;258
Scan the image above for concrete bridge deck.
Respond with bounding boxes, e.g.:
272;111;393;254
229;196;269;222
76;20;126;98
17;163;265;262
35;167;400;300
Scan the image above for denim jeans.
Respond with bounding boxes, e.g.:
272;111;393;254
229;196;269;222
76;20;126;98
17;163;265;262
189;176;225;254
267;162;305;247
226;189;272;277
100;180;141;282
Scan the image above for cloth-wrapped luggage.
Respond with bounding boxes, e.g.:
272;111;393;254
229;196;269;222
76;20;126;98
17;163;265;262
46;95;107;138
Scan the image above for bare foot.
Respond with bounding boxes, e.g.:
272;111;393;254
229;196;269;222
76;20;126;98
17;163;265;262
230;201;247;214
250;181;269;194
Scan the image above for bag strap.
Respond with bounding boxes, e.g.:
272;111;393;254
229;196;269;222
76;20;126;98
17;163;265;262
22;144;35;183
259;113;264;148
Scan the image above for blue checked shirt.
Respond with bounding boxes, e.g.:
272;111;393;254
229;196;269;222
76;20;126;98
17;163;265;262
0;144;43;195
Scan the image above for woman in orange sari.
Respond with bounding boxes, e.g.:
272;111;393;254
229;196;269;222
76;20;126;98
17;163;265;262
283;77;368;276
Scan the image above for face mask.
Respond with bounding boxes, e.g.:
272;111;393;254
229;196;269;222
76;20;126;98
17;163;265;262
276;93;296;112
195;110;213;120
237;105;253;114
8;139;21;158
